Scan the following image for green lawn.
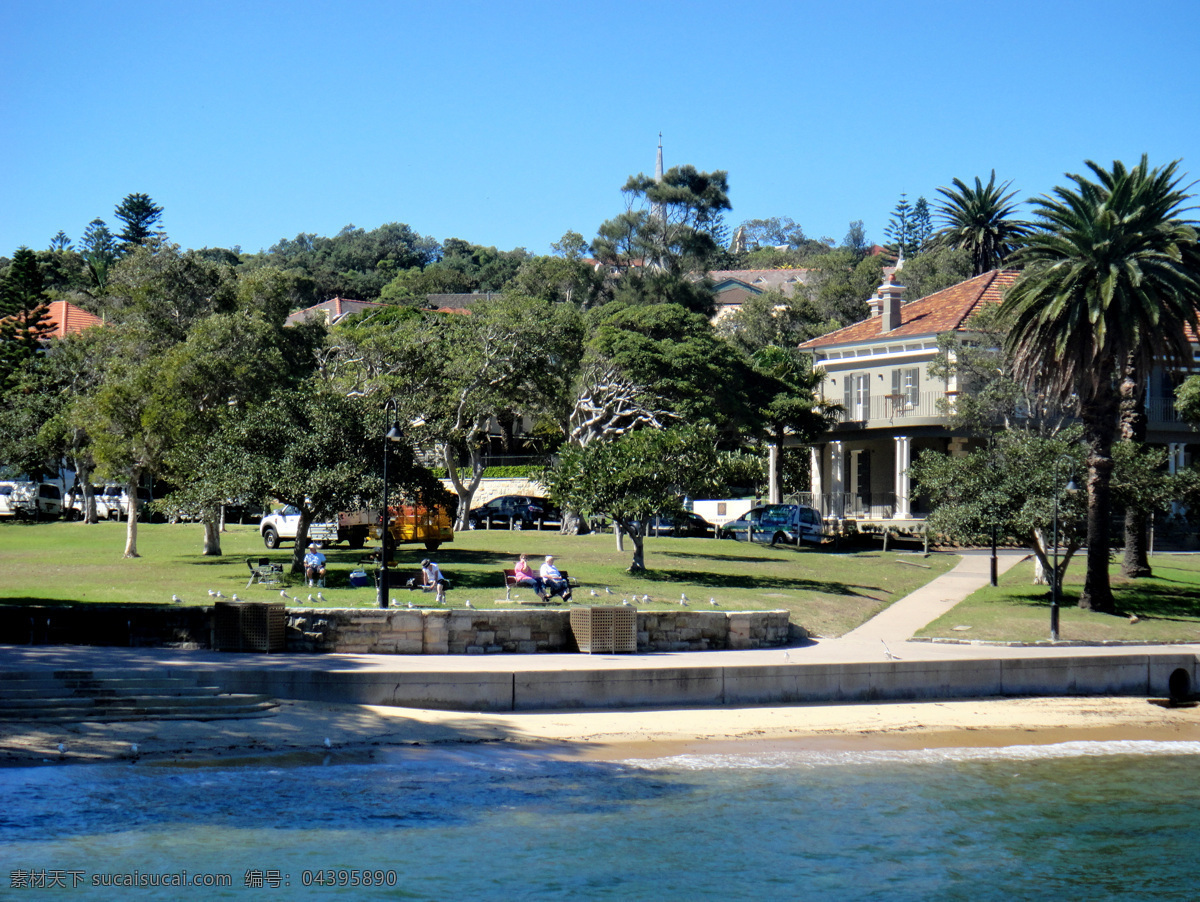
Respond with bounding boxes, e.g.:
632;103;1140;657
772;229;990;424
917;553;1200;643
0;520;958;637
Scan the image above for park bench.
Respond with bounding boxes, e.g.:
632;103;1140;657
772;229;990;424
246;557;285;589
501;568;578;602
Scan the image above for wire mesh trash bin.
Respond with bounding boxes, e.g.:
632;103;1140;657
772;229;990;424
213;601;287;653
569;606;637;654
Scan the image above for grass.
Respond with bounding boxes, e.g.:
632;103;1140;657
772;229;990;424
0;520;959;637
917;553;1200;643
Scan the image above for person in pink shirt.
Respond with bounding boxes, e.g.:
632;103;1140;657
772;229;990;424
512;553;544;598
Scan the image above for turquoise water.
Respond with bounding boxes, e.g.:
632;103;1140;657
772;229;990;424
3;741;1200;900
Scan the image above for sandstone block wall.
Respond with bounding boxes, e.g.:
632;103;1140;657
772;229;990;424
285;608;795;654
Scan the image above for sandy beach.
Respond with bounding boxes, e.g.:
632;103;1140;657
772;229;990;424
4;695;1200;767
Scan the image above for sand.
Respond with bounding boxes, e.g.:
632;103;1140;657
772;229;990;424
3;695;1200;767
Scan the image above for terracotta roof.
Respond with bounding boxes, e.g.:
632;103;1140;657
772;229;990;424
799;270;1020;350
285;297;385;326
44;300;103;338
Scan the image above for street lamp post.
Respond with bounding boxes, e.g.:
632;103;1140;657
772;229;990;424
377;400;404;610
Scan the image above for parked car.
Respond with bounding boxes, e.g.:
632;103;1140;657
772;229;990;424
640;511;715;537
468;495;560;530
718;504;826;546
260;506;341;549
0;482;63;519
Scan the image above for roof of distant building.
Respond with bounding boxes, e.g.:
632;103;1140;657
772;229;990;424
285;297;386;327
43;300;103;338
799;270;1020;350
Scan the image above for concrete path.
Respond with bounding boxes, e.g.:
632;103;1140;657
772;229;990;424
839;549;1027;648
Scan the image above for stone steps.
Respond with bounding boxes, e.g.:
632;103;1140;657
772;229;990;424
0;670;278;723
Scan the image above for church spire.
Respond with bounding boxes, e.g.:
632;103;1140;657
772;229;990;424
651;133;665;223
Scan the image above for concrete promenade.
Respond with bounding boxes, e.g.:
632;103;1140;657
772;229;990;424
1;550;1197;711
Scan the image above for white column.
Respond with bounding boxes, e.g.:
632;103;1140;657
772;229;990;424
809;445;823;498
894;435;911;519
830;441;845;518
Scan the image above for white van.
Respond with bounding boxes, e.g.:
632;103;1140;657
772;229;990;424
0;482;63;519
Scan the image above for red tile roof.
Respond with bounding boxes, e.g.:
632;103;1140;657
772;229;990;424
799;270;1020;350
44;300;103;338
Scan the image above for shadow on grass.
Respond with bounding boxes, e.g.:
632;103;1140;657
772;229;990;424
638;568;887;600
1003;581;1200;623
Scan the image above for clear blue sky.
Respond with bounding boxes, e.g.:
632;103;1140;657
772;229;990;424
4;0;1200;259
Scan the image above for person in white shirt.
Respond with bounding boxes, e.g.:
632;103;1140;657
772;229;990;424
539;555;571;601
420;559;448;603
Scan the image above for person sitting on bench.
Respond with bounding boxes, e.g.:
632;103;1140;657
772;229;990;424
539;555;571;602
512;553;545;598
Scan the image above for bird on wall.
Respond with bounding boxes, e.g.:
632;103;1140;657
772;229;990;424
465;600;473;609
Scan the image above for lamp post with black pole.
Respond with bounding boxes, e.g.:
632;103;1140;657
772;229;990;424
377;400;404;610
1050;454;1078;641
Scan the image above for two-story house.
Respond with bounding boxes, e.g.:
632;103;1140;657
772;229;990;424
798;269;1200;530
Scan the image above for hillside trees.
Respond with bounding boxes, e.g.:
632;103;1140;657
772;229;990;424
113;193;164;252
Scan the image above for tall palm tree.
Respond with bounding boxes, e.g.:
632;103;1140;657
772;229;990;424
935;171;1031;275
1002;156;1200;613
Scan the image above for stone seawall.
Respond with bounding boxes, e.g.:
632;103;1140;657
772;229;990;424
286;608;796;654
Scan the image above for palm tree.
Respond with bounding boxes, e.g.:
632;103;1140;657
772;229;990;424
1001;156;1200;613
935;171;1031;275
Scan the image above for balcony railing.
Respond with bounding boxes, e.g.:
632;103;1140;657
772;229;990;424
793;492;900;520
833;390;945;426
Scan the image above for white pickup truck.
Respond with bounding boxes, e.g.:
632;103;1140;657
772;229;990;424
259;506;369;549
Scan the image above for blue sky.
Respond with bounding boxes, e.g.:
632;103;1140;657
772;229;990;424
4;0;1200;260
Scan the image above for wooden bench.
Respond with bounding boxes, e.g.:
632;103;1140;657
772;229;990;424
501;569;578;602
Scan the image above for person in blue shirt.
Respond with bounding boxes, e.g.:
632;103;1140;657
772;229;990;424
304;543;327;587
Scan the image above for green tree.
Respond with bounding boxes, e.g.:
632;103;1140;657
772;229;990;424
544;425;721;572
1002;156;1200;613
842;220;870;263
113;193;164;252
79;219;118;291
0;248;54;391
911;432;1087;591
934;171;1030;275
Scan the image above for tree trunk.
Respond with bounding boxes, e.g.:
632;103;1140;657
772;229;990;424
123;475;140;558
445;444;485;531
1118;360;1152;578
201;512;222;556
219;503;228;533
1079;394;1117;614
622;520;646;572
290;508;314;575
82;481;98;524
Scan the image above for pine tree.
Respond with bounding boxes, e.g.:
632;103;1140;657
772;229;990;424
113;193;164;253
0;247;54;389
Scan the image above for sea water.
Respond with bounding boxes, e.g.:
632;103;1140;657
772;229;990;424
3;741;1200;900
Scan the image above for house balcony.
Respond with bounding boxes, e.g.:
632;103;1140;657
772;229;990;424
833;390;946;428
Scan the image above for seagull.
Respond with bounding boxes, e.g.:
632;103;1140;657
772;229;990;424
465;599;473;609
317;592;326;603
171;594;181;603
784;650;790;662
231;594;240;602
405;577;416;588
681;593;689;604
407;600;414;609
881;639;901;661
621;598;631;606
324;737;332;749
279;589;289;599
605;587;613;595
642;594;650;604
590;589;599;597
307;594;314;603
215;591;225;599
1128;613;1140;624
208;589;216;597
292;597;300;605
709;598;719;607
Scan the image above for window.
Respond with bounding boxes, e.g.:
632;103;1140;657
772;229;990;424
891;367;920;408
